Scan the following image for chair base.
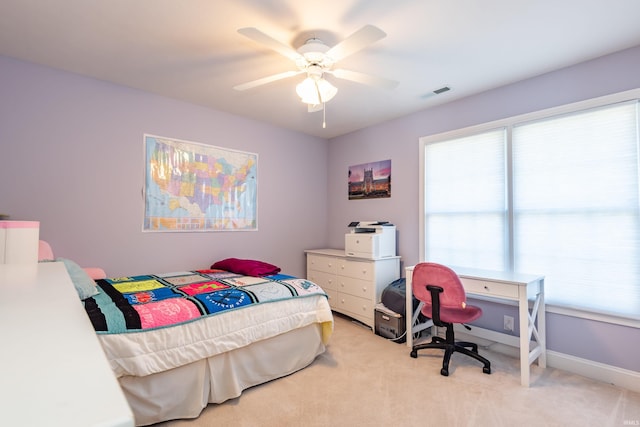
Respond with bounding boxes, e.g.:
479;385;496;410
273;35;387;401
410;334;491;376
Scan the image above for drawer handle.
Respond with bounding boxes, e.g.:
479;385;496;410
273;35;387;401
484;285;490;291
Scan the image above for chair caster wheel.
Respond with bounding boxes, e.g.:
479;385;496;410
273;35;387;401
410;350;417;358
483;366;491;374
440;368;449;376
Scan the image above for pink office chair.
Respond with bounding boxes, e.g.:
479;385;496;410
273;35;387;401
409;262;491;376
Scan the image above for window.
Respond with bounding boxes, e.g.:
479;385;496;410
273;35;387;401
423;128;507;271
420;90;640;320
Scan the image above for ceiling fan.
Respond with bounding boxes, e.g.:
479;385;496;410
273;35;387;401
234;25;398;123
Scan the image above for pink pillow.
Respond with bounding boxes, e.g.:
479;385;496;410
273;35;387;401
211;258;281;277
83;267;107;280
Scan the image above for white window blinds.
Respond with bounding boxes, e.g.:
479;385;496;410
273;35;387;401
424;128;507;271
421;94;640;320
512;102;640;318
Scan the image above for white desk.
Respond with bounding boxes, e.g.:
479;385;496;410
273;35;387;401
0;262;134;426
405;265;546;387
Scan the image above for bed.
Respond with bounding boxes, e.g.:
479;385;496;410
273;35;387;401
81;259;334;426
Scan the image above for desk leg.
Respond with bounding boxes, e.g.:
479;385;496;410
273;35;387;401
538;280;547;368
406;272;413;348
518;290;530;387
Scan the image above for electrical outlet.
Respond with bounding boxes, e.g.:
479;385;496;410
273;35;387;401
503;315;514;332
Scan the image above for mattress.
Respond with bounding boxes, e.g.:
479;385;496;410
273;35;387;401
98;293;333;377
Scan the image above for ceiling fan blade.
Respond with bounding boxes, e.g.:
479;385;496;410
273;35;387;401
326;25;386;62
234;70;303;91
238;27;304;62
329;69;398;90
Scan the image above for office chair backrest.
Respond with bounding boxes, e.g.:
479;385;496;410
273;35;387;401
412;262;467;310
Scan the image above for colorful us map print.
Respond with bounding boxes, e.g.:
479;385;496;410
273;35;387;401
144;134;257;231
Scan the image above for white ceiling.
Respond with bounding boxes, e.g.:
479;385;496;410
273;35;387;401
1;0;640;138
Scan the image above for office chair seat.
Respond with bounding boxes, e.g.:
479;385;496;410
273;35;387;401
420;302;482;324
409;262;491;377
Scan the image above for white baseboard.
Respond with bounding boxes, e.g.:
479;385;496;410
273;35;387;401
545;350;640;393
453;326;640;393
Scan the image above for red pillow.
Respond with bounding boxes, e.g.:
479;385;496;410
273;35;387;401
210;258;281;277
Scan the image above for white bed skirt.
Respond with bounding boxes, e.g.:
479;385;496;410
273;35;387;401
119;322;326;426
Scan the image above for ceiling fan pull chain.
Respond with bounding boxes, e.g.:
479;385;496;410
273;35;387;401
323;102;327;128
313;79;327;129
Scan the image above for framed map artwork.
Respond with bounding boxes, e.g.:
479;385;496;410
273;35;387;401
143;134;258;232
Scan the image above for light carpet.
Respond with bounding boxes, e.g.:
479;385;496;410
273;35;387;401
157;313;640;426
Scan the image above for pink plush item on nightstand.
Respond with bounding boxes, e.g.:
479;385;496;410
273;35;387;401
38;240;106;280
38;240;55;261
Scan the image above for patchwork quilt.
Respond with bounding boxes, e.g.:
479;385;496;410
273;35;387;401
84;269;327;334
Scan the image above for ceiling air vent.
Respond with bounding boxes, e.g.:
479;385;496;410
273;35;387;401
420;86;451;99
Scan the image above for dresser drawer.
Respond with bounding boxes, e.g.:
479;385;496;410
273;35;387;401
337;276;371;298
307;270;338;292
461;278;519;299
338;259;374;281
335;292;373;321
307;254;338;275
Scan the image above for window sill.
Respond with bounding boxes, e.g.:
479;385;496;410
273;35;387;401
546;304;640;329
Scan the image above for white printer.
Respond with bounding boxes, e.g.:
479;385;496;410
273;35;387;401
345;221;396;259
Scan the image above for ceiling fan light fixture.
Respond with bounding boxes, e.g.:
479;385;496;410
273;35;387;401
296;76;337;105
315;78;338;102
296;77;317;103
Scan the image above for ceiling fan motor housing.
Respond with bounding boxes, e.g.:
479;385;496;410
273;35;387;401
297;38;333;68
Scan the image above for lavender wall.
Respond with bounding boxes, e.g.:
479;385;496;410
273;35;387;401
0;55;329;278
327;46;640;372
